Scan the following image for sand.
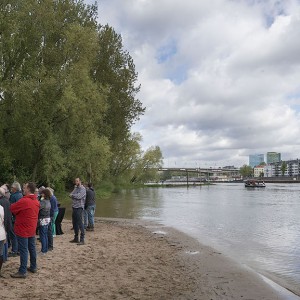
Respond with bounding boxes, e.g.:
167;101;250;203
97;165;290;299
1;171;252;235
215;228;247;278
0;218;293;300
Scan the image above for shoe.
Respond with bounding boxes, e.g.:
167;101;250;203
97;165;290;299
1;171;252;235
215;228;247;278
48;247;53;251
77;241;85;246
69;239;79;243
38;251;46;256
11;272;26;278
8;252;18;257
27;267;37;273
86;227;94;231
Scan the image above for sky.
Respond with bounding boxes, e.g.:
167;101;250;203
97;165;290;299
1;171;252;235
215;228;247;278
85;0;300;168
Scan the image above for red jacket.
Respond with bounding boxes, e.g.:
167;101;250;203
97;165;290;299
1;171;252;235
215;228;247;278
10;194;40;238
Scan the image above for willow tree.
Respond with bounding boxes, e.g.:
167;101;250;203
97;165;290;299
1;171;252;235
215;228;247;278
92;25;145;179
0;1;147;186
0;0;110;185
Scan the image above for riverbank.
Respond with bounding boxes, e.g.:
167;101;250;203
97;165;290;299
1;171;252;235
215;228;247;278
0;218;293;299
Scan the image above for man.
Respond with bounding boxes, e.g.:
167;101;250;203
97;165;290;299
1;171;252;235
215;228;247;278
69;178;86;245
8;181;23;257
84;183;96;231
10;182;40;278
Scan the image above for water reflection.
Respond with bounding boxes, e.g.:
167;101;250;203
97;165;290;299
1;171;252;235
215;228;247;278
96;188;164;219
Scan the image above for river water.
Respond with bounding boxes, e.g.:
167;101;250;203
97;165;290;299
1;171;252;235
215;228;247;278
93;183;300;295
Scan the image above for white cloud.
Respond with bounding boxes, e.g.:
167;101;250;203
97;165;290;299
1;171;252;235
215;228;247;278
86;0;300;167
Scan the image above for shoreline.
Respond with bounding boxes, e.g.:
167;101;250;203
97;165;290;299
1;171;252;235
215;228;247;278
0;217;298;299
128;218;300;300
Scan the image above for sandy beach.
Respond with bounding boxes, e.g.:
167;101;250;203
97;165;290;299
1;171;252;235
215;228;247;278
0;218;292;299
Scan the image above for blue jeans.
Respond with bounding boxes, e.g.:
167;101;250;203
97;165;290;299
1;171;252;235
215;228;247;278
84;205;96;228
72;207;84;242
39;225;48;253
17;236;37;274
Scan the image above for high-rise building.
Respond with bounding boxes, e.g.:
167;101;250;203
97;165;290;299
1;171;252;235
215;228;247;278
266;152;281;164
249;154;264;167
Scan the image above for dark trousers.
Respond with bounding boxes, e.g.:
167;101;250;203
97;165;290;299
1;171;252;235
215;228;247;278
72;207;84;242
9;225;18;253
47;219;53;249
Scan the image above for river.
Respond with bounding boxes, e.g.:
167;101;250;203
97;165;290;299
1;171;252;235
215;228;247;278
89;183;300;296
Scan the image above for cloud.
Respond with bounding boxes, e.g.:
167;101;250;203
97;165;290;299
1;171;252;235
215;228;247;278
87;0;300;166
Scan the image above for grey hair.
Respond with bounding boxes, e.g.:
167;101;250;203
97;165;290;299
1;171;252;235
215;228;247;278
11;181;21;192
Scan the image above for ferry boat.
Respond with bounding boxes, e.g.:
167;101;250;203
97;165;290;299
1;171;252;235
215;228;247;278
244;180;266;188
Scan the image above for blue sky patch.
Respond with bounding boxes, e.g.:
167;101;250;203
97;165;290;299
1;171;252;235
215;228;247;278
156;39;177;64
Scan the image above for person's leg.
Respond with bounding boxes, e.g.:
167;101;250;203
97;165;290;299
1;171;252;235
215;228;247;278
16;236;28;275
70;208;79;242
0;256;3;277
84;209;88;229
9;226;18;254
2;237;8;262
78;208;85;244
87;205;95;230
52;211;58;236
0;241;3;277
28;236;37;271
40;225;48;253
47;220;53;250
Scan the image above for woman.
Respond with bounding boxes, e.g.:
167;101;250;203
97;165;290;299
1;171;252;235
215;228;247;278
0;205;6;277
48;188;59;237
38;189;51;255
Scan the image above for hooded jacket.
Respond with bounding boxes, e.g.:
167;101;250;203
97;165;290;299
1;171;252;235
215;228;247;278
10;194;40;238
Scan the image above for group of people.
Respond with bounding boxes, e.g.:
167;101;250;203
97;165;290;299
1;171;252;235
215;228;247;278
0;177;96;278
0;182;40;278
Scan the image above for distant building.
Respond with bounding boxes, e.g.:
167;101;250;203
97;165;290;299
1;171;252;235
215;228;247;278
266;152;281;164
254;165;265;178
249;154;264;167
264;159;300;177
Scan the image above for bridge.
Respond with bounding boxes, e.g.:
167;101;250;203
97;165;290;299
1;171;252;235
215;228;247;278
158;167;240;174
157;167;241;185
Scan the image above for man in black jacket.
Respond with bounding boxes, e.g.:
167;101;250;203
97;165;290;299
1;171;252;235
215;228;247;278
84;183;96;231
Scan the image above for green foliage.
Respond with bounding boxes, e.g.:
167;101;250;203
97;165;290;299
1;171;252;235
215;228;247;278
281;161;287;176
0;1;148;186
239;165;253;178
130;146;163;183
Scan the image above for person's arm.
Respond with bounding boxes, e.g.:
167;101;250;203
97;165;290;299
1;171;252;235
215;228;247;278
10;199;23;215
70;188;86;200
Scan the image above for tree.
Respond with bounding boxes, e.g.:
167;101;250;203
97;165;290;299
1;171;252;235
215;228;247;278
92;25;145;178
281;161;287;176
0;0;109;185
131;146;163;183
0;1;155;187
239;165;253;178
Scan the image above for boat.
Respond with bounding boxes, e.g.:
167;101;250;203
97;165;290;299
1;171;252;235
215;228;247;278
244;180;266;188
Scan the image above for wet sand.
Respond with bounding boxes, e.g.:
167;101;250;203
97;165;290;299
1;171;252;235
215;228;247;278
0;218;292;299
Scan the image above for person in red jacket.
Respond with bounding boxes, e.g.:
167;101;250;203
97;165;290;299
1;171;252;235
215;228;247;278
10;182;40;278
